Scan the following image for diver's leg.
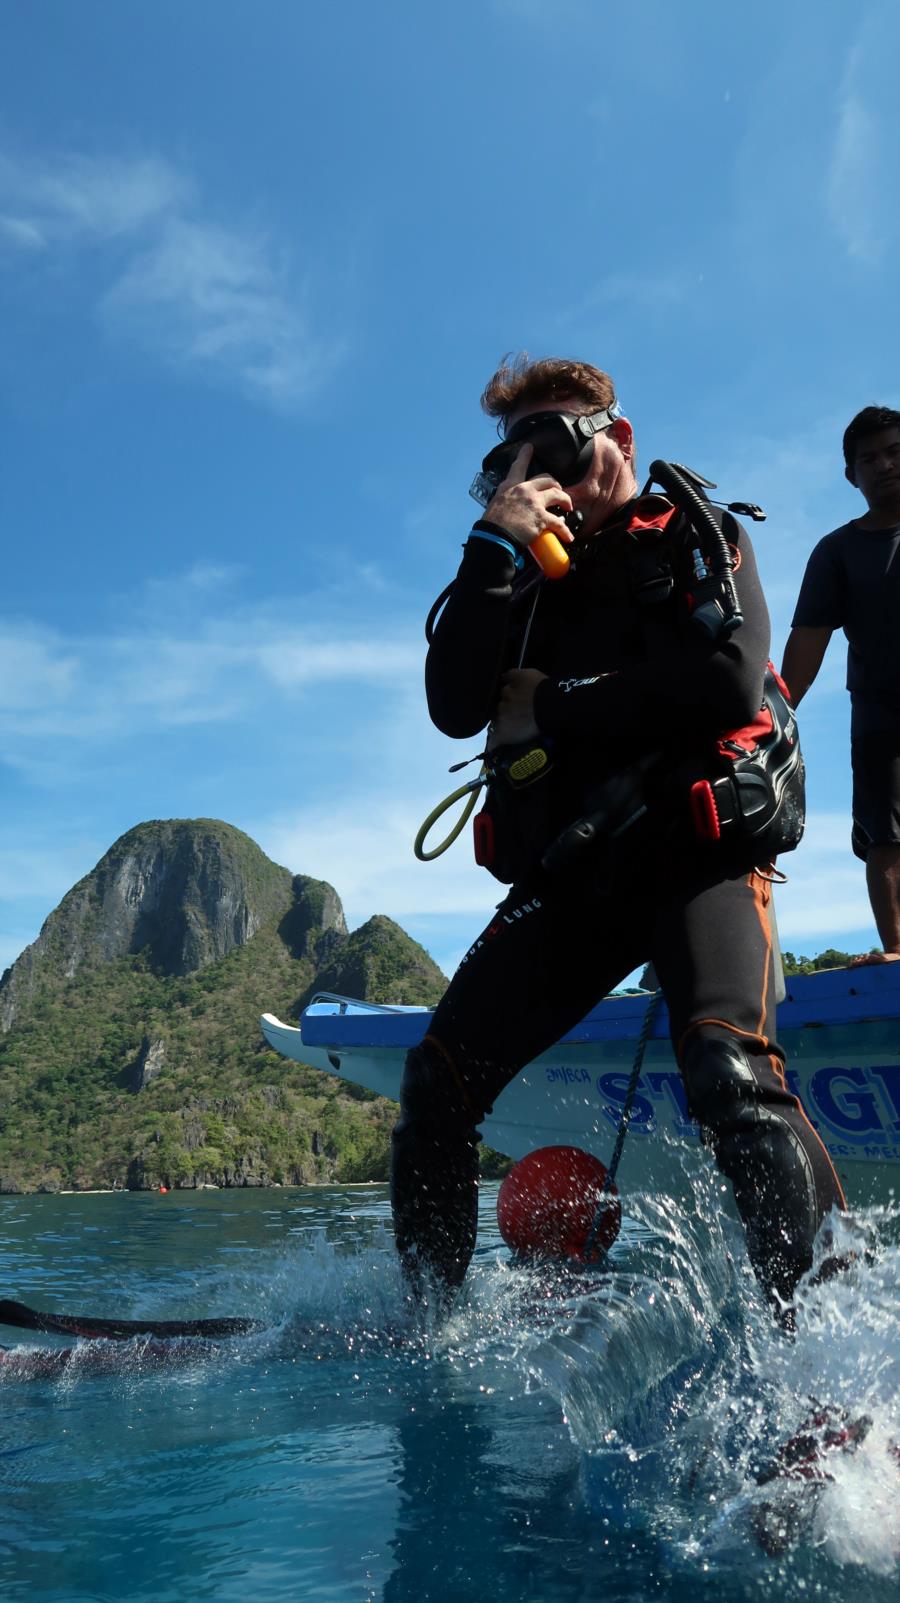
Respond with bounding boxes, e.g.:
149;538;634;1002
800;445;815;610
652;864;845;1308
391;1036;481;1302
391;873;646;1301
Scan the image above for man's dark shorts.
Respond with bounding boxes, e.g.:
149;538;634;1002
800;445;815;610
850;730;900;860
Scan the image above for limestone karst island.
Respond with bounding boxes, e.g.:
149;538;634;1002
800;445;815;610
0;819;448;1193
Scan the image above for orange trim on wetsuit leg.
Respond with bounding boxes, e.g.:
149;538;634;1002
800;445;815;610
767;1052;788;1092
747;870;773;1037
676;877;776;1060
677;1017;773;1061
746;873;846;1206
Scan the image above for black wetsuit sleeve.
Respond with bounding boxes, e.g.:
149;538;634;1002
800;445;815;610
533;513;770;740
425;537;522;738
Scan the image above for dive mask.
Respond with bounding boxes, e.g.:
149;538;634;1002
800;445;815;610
470;402;623;509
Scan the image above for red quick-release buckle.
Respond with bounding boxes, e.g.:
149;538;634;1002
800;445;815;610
473;809;495;867
690;779;721;842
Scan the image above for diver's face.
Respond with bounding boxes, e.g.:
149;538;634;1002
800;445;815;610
506;397;636;535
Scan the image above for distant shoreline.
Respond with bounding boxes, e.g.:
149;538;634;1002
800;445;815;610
35;1181;387;1196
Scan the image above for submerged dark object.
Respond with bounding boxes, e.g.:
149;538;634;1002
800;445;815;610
752;1403;874;1555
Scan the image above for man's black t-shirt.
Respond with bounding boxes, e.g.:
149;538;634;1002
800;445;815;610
791;520;900;732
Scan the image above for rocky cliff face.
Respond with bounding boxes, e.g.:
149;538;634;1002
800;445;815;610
0;819;296;1032
0;817;449;1192
308;914;450;1008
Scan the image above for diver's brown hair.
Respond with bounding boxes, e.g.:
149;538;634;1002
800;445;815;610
481;355;617;433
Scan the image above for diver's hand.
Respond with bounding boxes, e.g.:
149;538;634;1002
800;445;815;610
490;668;548;745
486;445;574;550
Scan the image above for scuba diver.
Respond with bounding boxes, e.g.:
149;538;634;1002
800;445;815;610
392;354;844;1319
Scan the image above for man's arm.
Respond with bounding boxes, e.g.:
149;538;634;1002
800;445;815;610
780;625;833;707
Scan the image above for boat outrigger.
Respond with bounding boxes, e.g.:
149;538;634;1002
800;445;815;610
262;963;900;1208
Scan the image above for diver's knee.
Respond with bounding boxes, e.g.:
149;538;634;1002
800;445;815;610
681;1029;757;1128
395;1040;475;1135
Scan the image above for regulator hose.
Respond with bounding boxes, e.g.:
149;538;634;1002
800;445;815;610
647;459;743;640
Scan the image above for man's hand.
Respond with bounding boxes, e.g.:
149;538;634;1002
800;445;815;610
489;668;548;746
486;445;574;550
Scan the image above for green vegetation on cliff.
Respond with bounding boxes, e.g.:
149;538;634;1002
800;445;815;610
0;820;449;1193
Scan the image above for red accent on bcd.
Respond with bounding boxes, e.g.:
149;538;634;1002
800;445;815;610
473;809;495;867
690;780;721;841
627;506;678;535
717;705;774;757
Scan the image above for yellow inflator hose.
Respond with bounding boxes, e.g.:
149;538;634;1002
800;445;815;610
414;775;486;861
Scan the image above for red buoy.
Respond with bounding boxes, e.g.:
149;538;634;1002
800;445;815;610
497;1145;621;1262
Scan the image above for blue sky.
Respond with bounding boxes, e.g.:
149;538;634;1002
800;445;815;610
1;0;899;981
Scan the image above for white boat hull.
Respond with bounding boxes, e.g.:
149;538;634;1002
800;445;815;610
261;965;900;1208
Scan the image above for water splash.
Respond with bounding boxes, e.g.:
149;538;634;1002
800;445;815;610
442;1186;900;1577
2;1185;897;1585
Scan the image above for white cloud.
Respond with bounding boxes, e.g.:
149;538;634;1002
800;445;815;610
257;797;494;935
0;148;341;410
256;636;421;689
826;5;900;265
828;85;880;264
184;563;245;592
0;152;187;244
774;811;875;950
562;269;694;327
102;216;336;408
0;215;45;251
0;585;425;744
0;628;78;711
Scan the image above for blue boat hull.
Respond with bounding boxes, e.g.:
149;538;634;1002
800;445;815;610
261;964;900;1207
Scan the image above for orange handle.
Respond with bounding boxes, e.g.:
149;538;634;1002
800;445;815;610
530;529;570;580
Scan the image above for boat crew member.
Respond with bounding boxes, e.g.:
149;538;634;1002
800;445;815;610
782;405;900;965
392;355;844;1316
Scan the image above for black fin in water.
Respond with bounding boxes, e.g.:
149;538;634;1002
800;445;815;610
0;1297;261;1341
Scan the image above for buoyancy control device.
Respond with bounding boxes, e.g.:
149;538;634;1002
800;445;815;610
416;462;804;882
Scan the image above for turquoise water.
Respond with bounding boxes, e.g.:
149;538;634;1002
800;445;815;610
0;1180;897;1602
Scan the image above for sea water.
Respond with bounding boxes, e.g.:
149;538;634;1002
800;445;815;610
0;1176;897;1603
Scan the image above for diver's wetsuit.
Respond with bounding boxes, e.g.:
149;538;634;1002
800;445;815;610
392;501;845;1310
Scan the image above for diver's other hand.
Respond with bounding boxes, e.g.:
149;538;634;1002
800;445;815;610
486;445;574;550
491;669;548;745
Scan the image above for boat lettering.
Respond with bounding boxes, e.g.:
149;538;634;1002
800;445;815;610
542;1060;900;1152
595;1072;655;1130
645;1070;693;1131
870;1064;900;1124
804;1064;900;1140
545;1064;592;1085
809;1067;885;1136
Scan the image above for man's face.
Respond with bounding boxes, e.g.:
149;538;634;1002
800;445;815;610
847;427;900;511
506;396;635;536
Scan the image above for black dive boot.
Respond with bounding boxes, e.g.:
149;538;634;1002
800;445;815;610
681;1028;844;1313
